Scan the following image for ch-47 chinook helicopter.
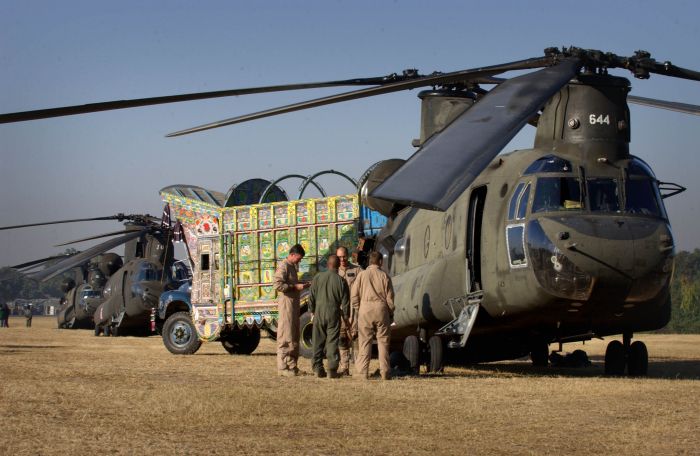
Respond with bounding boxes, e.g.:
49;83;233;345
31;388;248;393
1;212;190;336
2;47;699;375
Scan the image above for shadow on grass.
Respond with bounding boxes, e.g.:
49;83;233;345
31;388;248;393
444;357;700;380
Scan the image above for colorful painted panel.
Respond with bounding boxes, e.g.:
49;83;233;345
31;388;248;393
296;202;310;224
336;197;356;221
275;229;291;259
258;206;273;229
237;286;259;301
274;205;290;226
316;201;329;223
259;285;275;300
316;225;331;257
236;208;252;231
337;223;358;251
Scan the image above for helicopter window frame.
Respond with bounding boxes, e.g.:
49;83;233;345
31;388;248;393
506;223;527;269
508;181;531;221
523;154;573;175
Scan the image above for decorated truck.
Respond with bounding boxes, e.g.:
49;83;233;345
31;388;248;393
157;185;380;355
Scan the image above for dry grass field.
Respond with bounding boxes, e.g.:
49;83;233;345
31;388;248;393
1;317;699;455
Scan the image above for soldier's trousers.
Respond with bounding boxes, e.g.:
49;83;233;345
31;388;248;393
276;298;300;372
355;301;391;377
312;311;340;372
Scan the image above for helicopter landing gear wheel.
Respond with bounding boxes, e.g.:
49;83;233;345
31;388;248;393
162;311;201;355
627;341;648;376
530;341;549;367
426;335;444;373
221;326;261;355
403;335;420;374
604;340;626;376
299;311;314;359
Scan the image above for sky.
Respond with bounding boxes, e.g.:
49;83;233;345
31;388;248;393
1;0;699;267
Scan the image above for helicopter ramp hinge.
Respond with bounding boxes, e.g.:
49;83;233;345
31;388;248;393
436;292;482;349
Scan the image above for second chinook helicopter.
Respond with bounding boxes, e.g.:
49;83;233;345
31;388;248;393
1;212;190;336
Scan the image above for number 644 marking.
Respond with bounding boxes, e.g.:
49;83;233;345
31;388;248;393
589;114;610;125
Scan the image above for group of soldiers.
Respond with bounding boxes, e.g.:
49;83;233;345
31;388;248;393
273;244;395;380
0;302;32;327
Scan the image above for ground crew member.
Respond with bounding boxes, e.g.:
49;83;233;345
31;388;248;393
336;246;361;375
273;244;310;377
0;302;8;328
352;251;395;380
24;304;33;327
308;254;350;378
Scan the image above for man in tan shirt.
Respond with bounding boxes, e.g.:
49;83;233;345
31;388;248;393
336;246;361;375
351;251;395;380
273;244;310;377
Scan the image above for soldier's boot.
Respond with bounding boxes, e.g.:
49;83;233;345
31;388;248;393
314;367;327;378
327;369;341;379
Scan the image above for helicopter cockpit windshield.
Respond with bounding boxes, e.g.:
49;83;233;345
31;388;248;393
524;155;667;218
135;262;162;282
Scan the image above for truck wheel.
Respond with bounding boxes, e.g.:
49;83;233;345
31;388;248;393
162;311;202;355
299;311;314;359
221;326;261;355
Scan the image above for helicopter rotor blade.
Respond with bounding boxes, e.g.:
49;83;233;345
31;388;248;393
10;252;79;270
628;95;700;116
0;75;420;124
27;228;147;282
53;229;147;247
0;214;155;231
371;58;583;211
166;56;556;137
0;216;124;231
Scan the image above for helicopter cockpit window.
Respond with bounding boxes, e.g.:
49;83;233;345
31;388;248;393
588;178;620;212
532;177;582;213
624;158;665;218
135;262;162;281
508;182;530;220
524;155;572;175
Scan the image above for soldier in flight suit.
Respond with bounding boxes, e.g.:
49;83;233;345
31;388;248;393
308;254;350;378
336;246;361;375
352;251;395;380
273;244;310;377
24;304;33;327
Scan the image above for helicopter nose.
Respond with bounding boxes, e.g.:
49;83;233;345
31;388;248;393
531;216;673;300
